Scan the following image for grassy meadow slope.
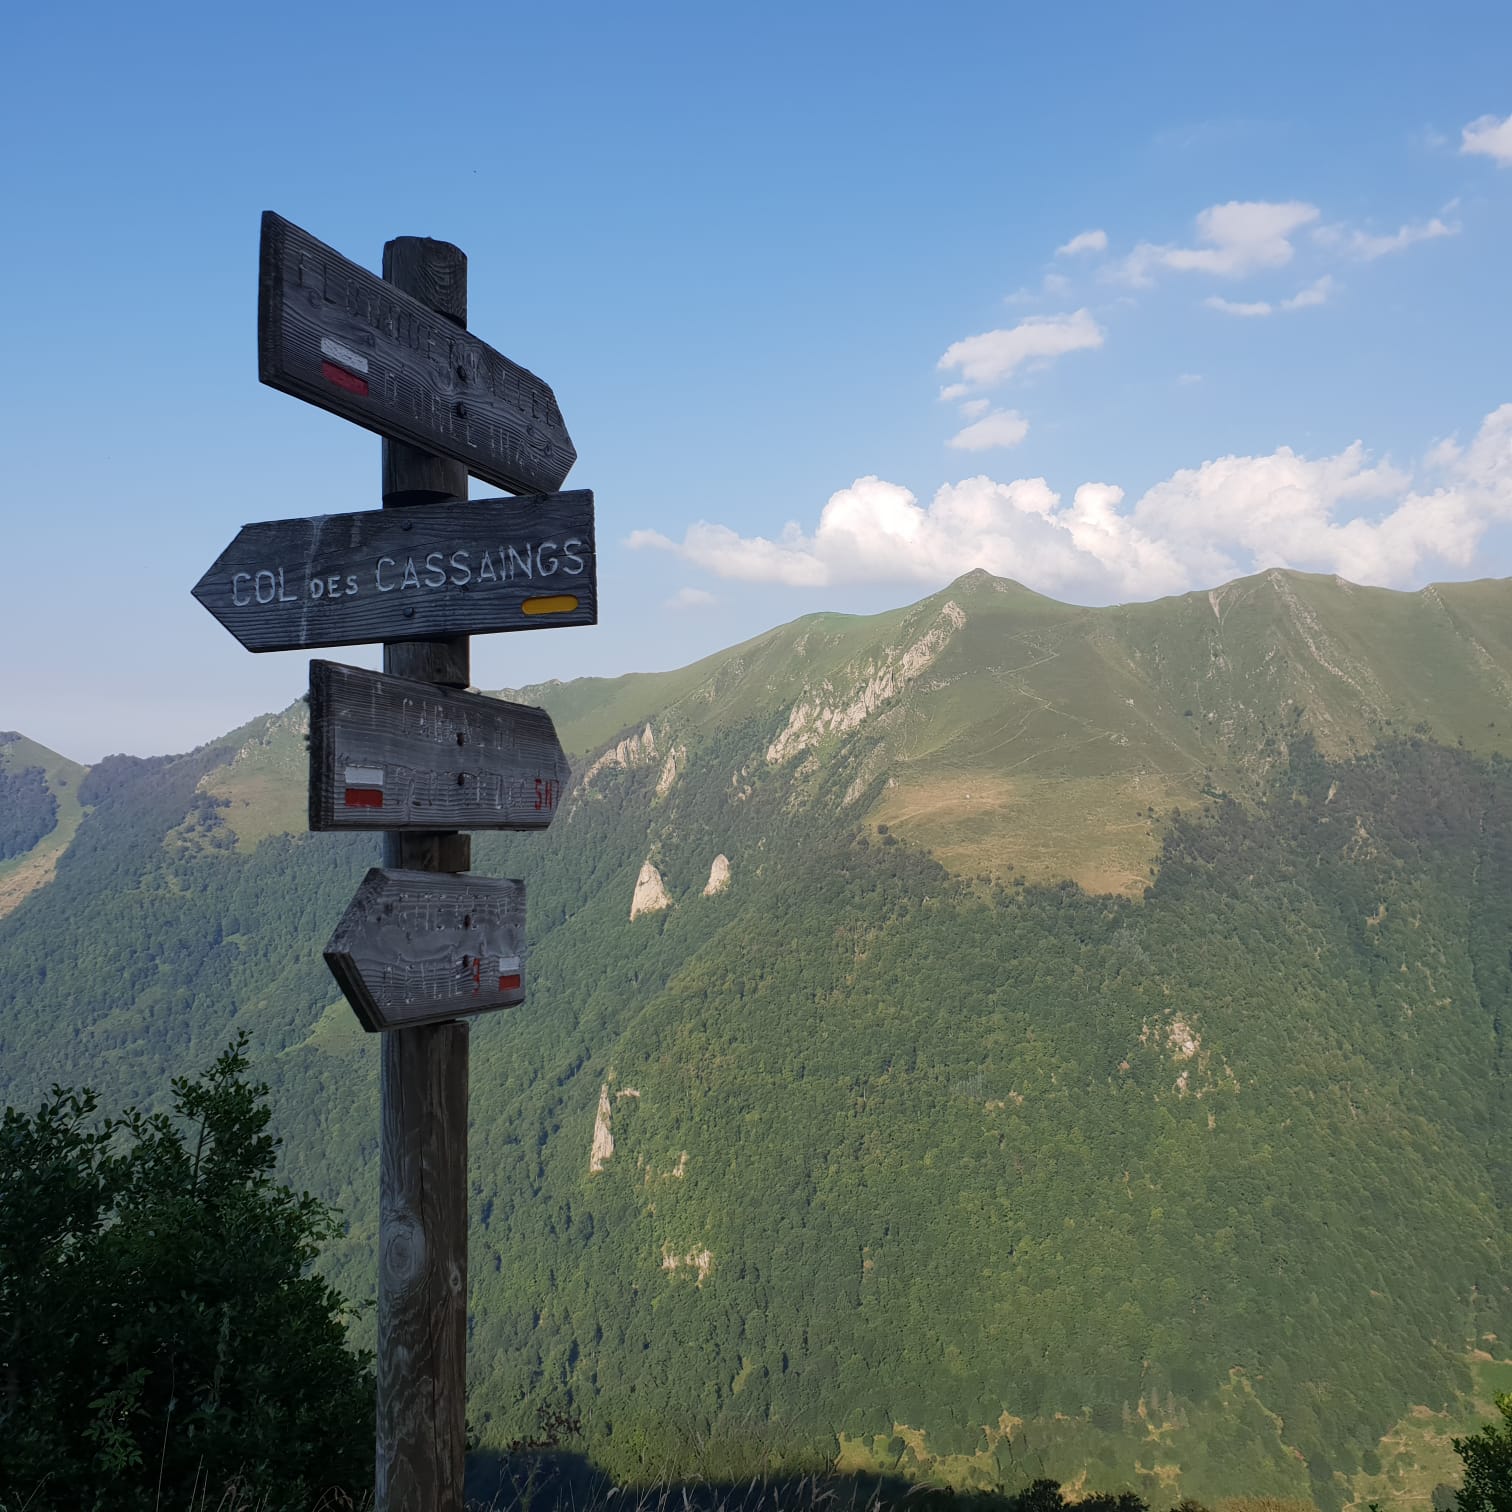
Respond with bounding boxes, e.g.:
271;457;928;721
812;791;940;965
0;731;89;917
516;567;1512;895
0;568;1509;1507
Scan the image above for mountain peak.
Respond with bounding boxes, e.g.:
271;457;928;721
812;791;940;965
942;567;1043;598
950;566;1012;588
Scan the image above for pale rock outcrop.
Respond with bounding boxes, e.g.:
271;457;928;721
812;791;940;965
590;1084;614;1173
655;745;687;799
227;702;310;766
766;601;965;766
583;723;657;788
1138;1011;1239;1098
630;860;672;919
1166;1017;1199;1060
1266;570;1383;719
661;1243;714;1285
703;854;731;896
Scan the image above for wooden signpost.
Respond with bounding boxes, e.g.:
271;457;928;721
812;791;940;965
260;212;576;495
325;869;527;1032
308;660;570;832
196;214;589;1511
192;491;597;651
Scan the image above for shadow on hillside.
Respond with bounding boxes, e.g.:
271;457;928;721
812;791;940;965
465;1449;1139;1512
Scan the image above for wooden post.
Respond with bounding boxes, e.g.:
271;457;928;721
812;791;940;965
376;234;472;1512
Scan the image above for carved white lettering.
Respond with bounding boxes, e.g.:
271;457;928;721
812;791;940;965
423;552;447;589
538;541;560;576
376;557;396;592
402;558;421;590
278;569;298;604
477;552;497;584
450;550;472;586
255;570;277;605
507;546;533;580
232;573;252;607
563;539;585;575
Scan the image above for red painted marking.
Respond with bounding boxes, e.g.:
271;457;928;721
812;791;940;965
321;360;369;397
498;973;522;992
344;787;383;809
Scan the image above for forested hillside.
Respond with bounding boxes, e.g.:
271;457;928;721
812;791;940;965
0;732;87;916
1;568;1509;1508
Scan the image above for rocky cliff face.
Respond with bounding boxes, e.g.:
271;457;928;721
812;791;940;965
702;853;731;896
630;859;672;919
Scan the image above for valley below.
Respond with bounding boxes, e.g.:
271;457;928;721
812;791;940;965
2;566;1510;1509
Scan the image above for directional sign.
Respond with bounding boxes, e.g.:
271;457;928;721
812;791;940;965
308;660;571;832
325;868;526;1032
259;212;575;496
192;491;596;651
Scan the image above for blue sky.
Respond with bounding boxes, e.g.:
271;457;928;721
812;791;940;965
3;1;1511;761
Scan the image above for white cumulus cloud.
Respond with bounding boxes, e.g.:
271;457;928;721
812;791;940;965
1121;200;1319;285
1056;229;1108;257
1282;275;1334;309
960;398;991;420
1206;296;1274;318
1314;217;1457;259
948;409;1030;452
1462;112;1512;164
1205;275;1333;318
937;309;1104;387
629;405;1512;599
628;521;829;587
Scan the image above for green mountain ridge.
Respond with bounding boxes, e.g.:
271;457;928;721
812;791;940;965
0;730;90;918
1;567;1510;1507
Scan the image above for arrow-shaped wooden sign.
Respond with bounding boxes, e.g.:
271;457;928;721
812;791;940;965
260;212;575;496
308;660;571;832
192;491;596;651
324;868;526;1032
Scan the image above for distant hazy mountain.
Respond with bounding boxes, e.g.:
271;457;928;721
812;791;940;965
2;568;1509;1509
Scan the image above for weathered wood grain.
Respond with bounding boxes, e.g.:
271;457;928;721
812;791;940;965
382;235;469;510
325;868;526;1033
379;234;472;689
259;212;575;495
191;491;597;651
309;660;571;832
377;1021;469;1512
373;234;472;1512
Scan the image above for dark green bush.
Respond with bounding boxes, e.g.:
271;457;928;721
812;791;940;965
0;1033;373;1510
